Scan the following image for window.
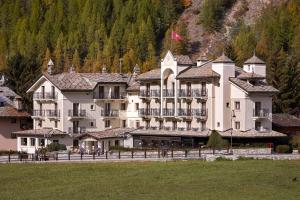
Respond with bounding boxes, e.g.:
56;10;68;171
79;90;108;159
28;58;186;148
187;121;191;130
235;121;240;130
235;101;240;110
10;118;17;123
54;121;58;128
21;138;27;146
38;120;42;127
38;138;45;147
201;121;206;131
255;121;262;131
30;138;35;146
90;121;94;127
135;103;139;111
217;122;220;127
159;121;163;129
172;121;177;130
136;121;140;128
105;120;110;128
90;104;95;110
121;103;126;110
226;102;230;108
146;120;150;129
115;140;120;146
73;140;79;147
122;120;126;128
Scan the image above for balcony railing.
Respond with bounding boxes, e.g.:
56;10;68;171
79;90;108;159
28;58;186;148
68;127;86;134
32;110;45;117
162;108;175;116
177;109;193;116
150;90;160;97
68;110;87;118
139;108;161;117
93;93;125;100
163;89;174;97
140;90;160;98
33;92;58;100
45;110;60;118
101;110;119;117
193;109;207;117
253;109;269;118
192;89;208;98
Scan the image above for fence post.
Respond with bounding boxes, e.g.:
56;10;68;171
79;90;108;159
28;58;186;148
199;148;201;158
185;150;188;158
144;149;147;159
80;152;83;160
68;151;71;160
171;149;173;158
56;152;58;161
93;152;95;160
118;150;121;159
8;152;11;163
105;151;108;159
131;150;134;159
20;153;22;162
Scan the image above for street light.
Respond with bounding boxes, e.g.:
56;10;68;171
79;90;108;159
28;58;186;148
230;110;236;154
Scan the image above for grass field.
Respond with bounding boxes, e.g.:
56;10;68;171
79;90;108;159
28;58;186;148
0;160;299;200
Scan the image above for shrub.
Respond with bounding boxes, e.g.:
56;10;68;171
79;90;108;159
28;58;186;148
237;156;254;161
207;130;226;154
275;145;291;153
0;150;19;155
215;157;232;161
290;135;300;148
47;143;67;152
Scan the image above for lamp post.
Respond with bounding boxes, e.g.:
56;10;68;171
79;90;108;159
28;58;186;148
230;110;236;154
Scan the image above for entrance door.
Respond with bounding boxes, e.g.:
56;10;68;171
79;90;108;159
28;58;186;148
187;82;191;96
105;103;111;115
73;103;79;116
73;121;79;133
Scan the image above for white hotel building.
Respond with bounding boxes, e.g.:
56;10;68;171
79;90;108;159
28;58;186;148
14;51;285;153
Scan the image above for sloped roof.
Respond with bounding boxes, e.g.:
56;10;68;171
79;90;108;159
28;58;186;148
244;55;265;64
174;55;194;65
219;129;286;138
272;113;300;128
76;128;136;140
0;86;20;98
127;80;140;92
137;68;161;81
177;61;220;79
213;53;234;63
0;105;30;118
229;78;278;93
234;67;265;79
13;128;66;136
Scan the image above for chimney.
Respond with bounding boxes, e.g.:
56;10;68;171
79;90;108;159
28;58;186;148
102;65;107;73
47;59;54;75
197;55;208;67
133;64;140;78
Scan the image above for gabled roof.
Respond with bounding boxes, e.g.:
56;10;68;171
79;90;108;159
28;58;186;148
234;67;265;79
213;53;234;63
272;113;300;128
137;68;161;81
0;86;21;98
76;128;136;140
174;55;194;65
176;61;220;79
229;78;278;93
244;55;265;64
0;105;30;118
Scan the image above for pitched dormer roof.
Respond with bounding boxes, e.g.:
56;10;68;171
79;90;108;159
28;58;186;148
244;55;265;64
174;55;193;65
212;53;234;63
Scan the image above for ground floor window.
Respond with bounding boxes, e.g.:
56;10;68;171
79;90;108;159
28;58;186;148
73;140;79;147
38;138;45;147
21;138;27;146
30;138;35;146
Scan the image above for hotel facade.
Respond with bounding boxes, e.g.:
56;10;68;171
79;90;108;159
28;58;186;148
14;51;286;153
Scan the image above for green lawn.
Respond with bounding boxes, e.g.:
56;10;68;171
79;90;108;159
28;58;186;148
0;160;299;200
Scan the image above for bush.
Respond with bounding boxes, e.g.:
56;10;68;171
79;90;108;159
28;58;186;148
275;145;291;153
207;130;226;154
0;150;19;155
46;143;67;152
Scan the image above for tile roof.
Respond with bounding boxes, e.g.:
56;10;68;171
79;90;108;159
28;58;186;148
176;61;220;79
77;128;136;140
234;67;265;79
272;113;300;128
137;68;161;81
0;105;30;118
126;79;140;92
213;53;234;63
219;129;286;138
13;128;66;136
43;72;130;91
244;55;265;64
229;78;278;93
0;86;20;98
174;55;194;65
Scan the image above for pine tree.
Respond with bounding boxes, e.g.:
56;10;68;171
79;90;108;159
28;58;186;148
42;48;51;72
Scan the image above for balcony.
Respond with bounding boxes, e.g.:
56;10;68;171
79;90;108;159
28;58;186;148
253;109;270;119
163;89;174;98
33;92;58;103
178;89;192;98
93;93;126;101
32;110;45;119
139;90;160;99
177;109;193;118
68;110;87;120
68;127;86;134
139;108;161;118
255;126;270;132
192;89;208;99
45;110;60;120
162;108;175;116
193;109;208;120
101;110;119;118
